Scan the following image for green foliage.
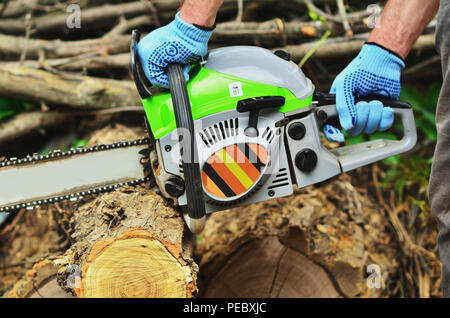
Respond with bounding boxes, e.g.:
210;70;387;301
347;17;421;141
298;29;331;68
62;139;89;152
299;6;332;68
308;8;327;24
399;82;441;142
377;83;440;214
72;139;88;149
382;156;432;206
41;139;88;155
195;234;203;243
0;97;36;121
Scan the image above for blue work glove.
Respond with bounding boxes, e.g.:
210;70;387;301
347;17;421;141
137;12;214;88
323;42;405;143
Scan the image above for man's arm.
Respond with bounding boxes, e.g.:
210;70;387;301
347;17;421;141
368;0;439;59
180;0;224;28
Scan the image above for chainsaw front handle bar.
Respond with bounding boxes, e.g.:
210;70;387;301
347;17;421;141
131;30;206;234
166;64;206;234
315;93;417;172
130;30;152;99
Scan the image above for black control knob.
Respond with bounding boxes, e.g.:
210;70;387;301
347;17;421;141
165;176;185;198
295;149;317;172
288;122;306;140
274;50;291;61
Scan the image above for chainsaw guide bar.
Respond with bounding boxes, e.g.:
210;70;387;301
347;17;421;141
0;138;152;213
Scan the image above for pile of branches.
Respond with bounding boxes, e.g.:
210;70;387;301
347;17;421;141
0;0;438;144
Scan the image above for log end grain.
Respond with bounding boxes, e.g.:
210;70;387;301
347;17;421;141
201;236;339;298
79;228;195;298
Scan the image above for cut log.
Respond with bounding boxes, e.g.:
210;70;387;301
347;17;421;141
2;187;198;298
53;124;196;298
196;175;397;298
54;187;197;298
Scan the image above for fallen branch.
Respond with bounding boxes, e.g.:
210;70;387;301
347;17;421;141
9;33;436;75
0;2;160;35
281;33;436;62
0;0;31;18
0;0;11;18
0;64;141;109
402;55;441;79
336;0;353;37
0;33;131;59
103;16;152;38
211;19;329;45
0;111;71;144
0;107;144;144
10;53;130;73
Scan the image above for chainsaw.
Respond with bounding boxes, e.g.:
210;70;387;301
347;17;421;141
0;30;417;234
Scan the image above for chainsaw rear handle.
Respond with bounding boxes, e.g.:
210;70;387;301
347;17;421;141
166;63;206;233
314;92;417;172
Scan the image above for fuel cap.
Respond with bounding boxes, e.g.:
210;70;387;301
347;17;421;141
295;149;317;172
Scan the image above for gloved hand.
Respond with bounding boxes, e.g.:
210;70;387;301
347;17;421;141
323;43;405;143
137;12;214;88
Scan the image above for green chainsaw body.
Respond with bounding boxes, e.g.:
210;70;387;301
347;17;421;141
142;59;313;140
130;30;417;234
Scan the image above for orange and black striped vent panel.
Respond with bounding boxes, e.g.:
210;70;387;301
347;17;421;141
202;143;268;199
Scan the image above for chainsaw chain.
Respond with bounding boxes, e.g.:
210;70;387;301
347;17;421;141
0;137;152;213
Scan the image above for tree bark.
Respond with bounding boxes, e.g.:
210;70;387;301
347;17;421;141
0;34;131;59
3;260;74;298
0;64;141;109
9;53;131;73
57;187;197;298
0;111;72;144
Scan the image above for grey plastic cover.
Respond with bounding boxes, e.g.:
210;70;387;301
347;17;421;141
205;46;314;100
